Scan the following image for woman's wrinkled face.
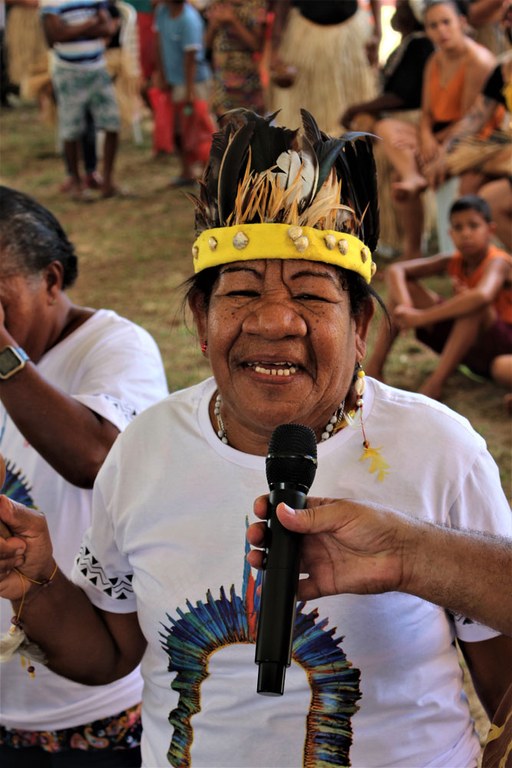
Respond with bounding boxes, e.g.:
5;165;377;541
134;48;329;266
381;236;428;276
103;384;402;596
192;259;373;451
424;2;465;49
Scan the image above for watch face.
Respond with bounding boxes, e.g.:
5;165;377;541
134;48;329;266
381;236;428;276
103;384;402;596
0;347;23;377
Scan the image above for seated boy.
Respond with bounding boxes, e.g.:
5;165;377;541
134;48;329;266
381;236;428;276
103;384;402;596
367;194;512;401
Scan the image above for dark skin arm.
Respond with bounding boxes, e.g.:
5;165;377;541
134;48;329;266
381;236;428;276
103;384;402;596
248;496;512;718
459;636;512;719
248;495;512;634
424;91;499;187
0;497;146;684
0;262;120;488
366;0;382;68
43;7;116;46
466;0;509;27
0;363;120;488
341;92;405;128
390;256;509;331
183;48;197;106
205;2;264;53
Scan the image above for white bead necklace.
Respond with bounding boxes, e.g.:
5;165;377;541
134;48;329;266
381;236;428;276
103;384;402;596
213;393;356;446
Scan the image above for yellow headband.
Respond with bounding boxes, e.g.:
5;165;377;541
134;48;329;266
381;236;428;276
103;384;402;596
192;224;376;283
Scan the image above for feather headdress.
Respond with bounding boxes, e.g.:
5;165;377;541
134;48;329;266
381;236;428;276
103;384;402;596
190;109;380;283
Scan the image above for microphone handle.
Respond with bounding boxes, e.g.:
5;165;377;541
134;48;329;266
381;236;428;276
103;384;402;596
255;485;307;696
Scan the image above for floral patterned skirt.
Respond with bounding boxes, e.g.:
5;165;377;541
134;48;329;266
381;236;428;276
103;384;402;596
0;704;141;753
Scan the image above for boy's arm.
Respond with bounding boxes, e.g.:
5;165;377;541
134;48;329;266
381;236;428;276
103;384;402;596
394;257;510;329
385;254;451;306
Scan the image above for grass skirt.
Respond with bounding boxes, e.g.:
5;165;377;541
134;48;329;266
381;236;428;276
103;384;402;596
268;8;378;135
446;133;512;178
5;7;49;91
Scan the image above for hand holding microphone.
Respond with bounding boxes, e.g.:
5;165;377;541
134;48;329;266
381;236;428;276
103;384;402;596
255;423;317;696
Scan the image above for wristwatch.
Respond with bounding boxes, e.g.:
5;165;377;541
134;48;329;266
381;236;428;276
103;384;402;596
0;346;30;380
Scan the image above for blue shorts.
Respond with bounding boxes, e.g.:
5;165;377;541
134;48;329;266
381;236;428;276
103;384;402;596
52;65;120;141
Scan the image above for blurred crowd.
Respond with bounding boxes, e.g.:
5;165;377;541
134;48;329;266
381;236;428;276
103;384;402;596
0;1;510;249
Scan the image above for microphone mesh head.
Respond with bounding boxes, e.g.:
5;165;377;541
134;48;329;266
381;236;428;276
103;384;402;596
266;424;317;492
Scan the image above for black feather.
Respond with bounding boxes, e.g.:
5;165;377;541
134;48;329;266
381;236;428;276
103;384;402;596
201;123;235;227
335;134;380;252
195;107;379;247
300;109;379;245
217;121;255;224
225;109;298;174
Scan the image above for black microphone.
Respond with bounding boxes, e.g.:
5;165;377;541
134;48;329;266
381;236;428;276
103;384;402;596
255;423;318;696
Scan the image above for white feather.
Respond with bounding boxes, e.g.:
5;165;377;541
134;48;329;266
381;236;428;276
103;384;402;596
0;623;47;664
0;624;26;662
271;149;317;205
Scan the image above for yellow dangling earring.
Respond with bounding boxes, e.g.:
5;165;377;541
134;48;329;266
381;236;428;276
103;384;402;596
356;364;390;482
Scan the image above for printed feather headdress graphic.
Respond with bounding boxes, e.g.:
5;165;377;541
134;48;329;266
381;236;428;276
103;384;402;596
160;520;361;768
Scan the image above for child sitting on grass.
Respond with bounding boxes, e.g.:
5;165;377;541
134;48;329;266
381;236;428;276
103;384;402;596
367;194;512;403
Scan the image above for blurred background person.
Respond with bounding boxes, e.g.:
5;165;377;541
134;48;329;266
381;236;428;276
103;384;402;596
366;194;512;402
374;0;500;260
424;8;512;253
340;0;434;260
41;0;122;200
153;0;212;186
467;0;511;56
267;0;381;135
205;0;266;120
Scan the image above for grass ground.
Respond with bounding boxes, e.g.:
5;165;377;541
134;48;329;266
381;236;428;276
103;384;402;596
1;98;509;746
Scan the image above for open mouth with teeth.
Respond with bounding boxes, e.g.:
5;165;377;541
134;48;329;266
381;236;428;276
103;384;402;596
246;361;299;377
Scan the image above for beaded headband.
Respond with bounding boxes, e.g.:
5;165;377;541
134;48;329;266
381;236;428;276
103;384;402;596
192;224;375;283
189;108;380;284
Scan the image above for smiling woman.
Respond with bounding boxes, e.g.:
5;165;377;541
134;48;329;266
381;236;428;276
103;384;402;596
0;110;511;768
189;258;373;456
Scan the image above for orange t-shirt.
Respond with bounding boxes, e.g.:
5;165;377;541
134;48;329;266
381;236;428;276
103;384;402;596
448;244;512;324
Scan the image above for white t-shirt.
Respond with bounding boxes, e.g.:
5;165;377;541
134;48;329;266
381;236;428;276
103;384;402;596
72;376;511;768
0;309;168;731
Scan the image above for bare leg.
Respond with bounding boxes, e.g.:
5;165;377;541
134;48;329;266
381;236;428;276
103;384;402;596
491;354;512;388
365;317;399;381
101;131;118;197
63;139;82;197
393;191;425;260
375;118;427;197
420;310;487;399
366;280;439;380
375;118;426;259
